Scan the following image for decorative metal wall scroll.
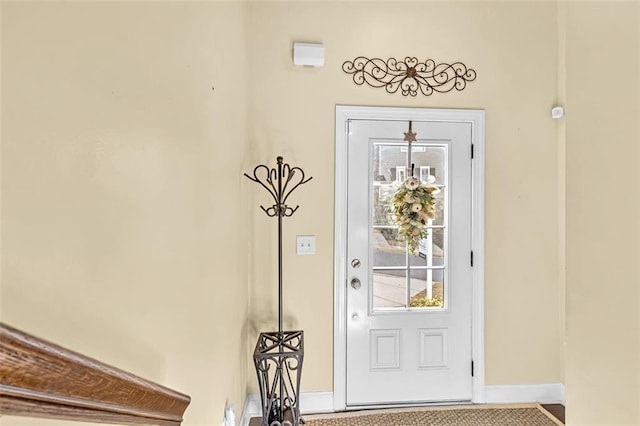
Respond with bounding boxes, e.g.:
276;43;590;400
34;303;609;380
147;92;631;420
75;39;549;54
244;156;312;426
342;56;476;97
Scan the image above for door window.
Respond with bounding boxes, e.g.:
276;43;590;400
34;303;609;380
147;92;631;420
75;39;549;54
372;142;448;311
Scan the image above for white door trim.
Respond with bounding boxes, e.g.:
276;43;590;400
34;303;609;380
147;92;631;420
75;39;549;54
333;105;486;411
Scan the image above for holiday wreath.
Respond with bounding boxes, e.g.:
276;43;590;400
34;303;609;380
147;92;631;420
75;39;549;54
391;175;440;255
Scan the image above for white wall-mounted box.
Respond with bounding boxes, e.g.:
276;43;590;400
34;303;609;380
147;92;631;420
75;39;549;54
293;43;325;67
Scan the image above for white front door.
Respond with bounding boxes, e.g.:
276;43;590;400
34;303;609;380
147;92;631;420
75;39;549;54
345;118;473;406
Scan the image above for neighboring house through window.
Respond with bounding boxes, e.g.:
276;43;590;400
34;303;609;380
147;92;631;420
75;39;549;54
420;166;431;183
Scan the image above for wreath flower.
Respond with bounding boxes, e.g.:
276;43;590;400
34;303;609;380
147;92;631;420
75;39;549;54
392;175;440;255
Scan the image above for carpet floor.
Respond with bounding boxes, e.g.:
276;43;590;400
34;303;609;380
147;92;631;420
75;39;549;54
251;404;563;426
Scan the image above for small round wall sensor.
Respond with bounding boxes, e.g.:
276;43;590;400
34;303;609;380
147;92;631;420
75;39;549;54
551;106;565;119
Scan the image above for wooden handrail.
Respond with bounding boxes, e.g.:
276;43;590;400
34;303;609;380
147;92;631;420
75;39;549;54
0;323;191;425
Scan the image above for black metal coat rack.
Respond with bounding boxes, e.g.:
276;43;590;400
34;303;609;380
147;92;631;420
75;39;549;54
244;156;312;426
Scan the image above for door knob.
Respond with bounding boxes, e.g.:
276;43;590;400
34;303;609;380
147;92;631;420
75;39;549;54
350;277;361;290
352;313;359;321
351;258;361;268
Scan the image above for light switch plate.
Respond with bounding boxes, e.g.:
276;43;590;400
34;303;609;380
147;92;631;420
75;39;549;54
296;235;316;255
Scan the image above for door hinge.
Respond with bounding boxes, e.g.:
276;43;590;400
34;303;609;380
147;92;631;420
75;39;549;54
471;144;474;159
471;360;475;377
470;250;474;267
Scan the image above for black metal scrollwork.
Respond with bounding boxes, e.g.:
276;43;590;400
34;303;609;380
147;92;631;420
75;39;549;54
245;157;311;426
244;155;312;336
254;331;305;426
342;56;477;97
244;157;312;218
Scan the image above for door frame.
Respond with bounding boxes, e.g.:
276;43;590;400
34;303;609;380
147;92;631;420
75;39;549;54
333;105;486;410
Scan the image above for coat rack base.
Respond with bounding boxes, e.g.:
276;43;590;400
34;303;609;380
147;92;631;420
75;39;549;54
253;330;305;426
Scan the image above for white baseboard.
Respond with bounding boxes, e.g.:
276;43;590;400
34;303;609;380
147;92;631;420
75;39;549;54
239;392;333;426
239;394;260;426
299;392;335;413
484;383;565;404
239;385;565;426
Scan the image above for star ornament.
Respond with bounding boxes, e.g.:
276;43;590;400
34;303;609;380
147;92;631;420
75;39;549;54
404;130;417;142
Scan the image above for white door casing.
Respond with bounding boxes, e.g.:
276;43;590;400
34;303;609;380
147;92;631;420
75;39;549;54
334;106;485;410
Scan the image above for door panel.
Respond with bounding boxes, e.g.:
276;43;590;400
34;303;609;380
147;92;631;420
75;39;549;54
345;119;472;406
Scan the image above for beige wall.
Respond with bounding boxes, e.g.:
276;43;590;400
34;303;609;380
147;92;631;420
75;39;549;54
0;2;249;425
556;0;567;386
246;1;562;392
563;2;640;425
2;1;604;424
